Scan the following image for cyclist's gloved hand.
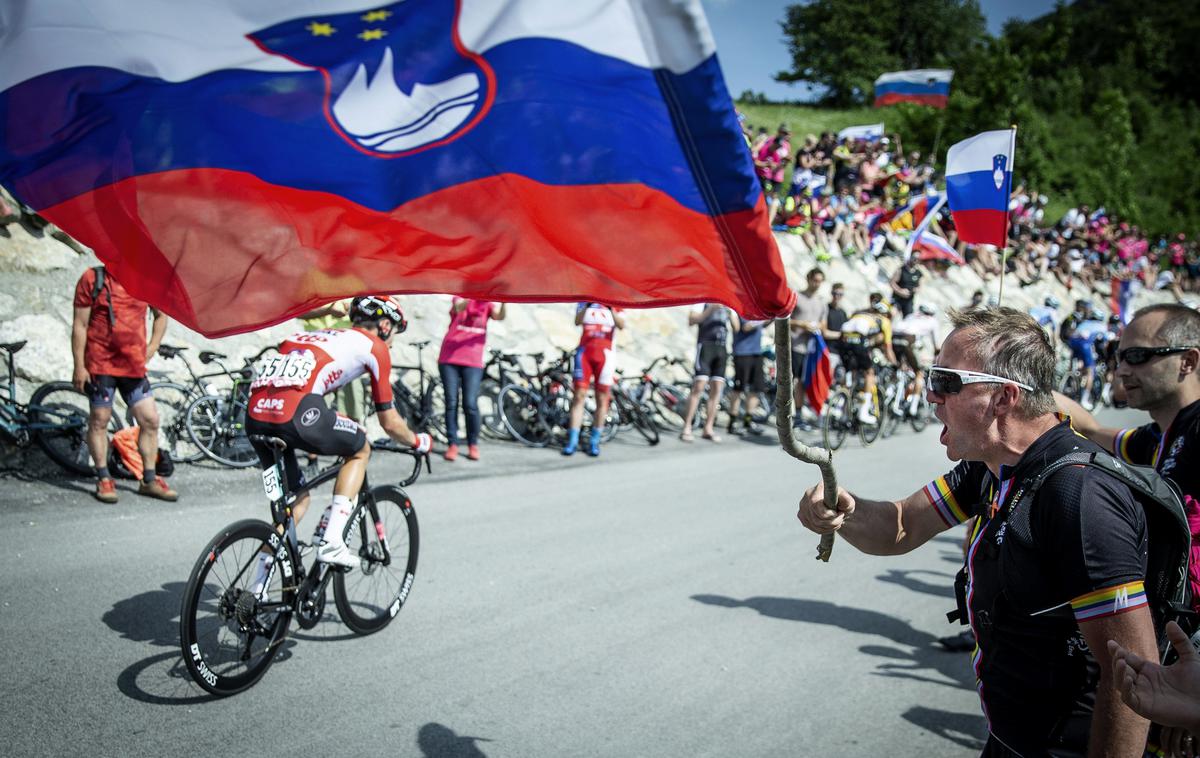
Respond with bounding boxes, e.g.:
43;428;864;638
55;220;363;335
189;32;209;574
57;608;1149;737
411;433;433;454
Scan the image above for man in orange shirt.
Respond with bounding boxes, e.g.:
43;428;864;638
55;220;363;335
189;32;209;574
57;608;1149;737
72;266;177;503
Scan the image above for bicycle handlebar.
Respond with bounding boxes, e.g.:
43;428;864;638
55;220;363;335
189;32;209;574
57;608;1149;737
371;438;430;487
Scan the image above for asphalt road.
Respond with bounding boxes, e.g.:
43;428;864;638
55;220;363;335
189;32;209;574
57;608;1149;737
0;407;1143;757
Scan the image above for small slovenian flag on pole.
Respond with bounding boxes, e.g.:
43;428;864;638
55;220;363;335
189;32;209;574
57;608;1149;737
945;128;1016;248
873;69;953;108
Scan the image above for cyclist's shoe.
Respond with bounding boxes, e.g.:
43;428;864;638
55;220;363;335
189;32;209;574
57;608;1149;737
94;477;119;504
561;441;578;456
586;438;601;457
1081;395;1096;412
467;444;480;461
138;476;178;501
444;444;459;462
747;421;764;436
856;404;878;426
937;629;976;652
907;395;920;416
315;540;360;569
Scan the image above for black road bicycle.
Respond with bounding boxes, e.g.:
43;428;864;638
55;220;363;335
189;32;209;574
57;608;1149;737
179;437;426;696
391;340;447;444
0;340;122;475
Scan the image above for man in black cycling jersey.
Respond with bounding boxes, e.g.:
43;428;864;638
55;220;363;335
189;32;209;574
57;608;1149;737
245;295;431;580
798;306;1157;755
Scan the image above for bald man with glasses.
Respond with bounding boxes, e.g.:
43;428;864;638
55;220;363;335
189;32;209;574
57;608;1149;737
798;306;1157;757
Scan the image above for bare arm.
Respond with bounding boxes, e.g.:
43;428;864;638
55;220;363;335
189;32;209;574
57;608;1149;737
147;308;167;357
729;311;740;333
797;481;950;556
491;302;506;321
688;305;716;326
1053;390;1120;452
612;310;627;330
377;406;418;448
72;306;90;391
1079;607;1156;757
452;297;469;314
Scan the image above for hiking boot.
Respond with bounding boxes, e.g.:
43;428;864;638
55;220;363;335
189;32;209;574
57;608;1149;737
467;444;480;461
138;476;178;501
444;444;459;462
94;477;119;504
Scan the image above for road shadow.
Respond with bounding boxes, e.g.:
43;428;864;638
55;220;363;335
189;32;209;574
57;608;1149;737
901;705;986;752
875;568;956;600
691;594;975;693
417;723;492;758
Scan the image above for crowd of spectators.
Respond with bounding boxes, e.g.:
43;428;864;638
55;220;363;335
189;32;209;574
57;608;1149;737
742;119;1200;304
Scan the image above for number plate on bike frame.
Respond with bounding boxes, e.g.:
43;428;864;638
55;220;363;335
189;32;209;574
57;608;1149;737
262;462;284;501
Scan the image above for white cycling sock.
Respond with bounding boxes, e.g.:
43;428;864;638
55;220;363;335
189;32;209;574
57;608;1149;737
316;495;355;546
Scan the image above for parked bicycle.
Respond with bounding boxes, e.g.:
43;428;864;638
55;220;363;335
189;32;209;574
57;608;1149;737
183;349;275;468
179;436;426;696
610;374;659;446
499;350;619;448
629;356;692;431
0;340;121;475
477;349;533;441
391;340;447;444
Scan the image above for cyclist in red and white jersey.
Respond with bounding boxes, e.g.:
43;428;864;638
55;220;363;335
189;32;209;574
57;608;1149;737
246;295;431;571
563;302;625;456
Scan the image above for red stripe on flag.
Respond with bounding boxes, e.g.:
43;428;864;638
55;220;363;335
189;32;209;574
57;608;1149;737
41;169;796;337
950;208;1009;248
874;93;948;108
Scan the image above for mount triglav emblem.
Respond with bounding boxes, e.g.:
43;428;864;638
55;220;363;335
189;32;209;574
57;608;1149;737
991;153;1007;191
250;1;493;156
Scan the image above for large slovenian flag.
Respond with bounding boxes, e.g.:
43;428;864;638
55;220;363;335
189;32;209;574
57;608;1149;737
945;129;1016;248
0;0;796;337
873;69;953;108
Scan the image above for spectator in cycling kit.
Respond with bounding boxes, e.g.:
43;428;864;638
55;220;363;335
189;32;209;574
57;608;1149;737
562;302;625;457
798;307;1158;757
838;295;897;425
245;295;431;573
727;316;767;436
680;303;739;443
790;267;828;425
891;303;940;413
438;298;506;462
71;266;176;504
1028;296;1060;340
889;257;923;318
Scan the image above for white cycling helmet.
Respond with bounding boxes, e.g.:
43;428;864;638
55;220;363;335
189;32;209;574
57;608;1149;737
918;303;937;316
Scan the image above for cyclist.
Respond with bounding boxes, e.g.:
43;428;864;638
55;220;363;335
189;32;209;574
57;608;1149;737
838;295;897;425
1028;295;1060;339
891;303;941;415
563;302;625;456
245;295;432;576
1064;302;1109;410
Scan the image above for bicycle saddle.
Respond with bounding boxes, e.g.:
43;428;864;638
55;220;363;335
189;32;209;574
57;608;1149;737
199;350;227;364
411;340;431;349
530;352;545;362
158;344;186;358
0;340;26;353
247;434;286;450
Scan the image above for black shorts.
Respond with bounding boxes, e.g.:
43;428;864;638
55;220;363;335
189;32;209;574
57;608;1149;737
86;375;152;409
693;342;728;381
732;354;764;392
245;394;366;490
892;336;921;371
840;343;873;373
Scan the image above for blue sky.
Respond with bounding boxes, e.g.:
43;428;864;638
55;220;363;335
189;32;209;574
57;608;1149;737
699;0;1058;102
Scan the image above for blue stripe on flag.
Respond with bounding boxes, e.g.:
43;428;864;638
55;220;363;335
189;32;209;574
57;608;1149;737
945;170;1011;213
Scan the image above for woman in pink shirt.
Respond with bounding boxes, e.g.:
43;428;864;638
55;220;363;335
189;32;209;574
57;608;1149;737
439;298;506;461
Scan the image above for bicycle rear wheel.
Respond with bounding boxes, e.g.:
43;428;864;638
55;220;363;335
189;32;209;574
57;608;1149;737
613;390;659;445
821;388;850;451
149;381;205;463
29;381;121;476
858;387;884;446
186;394;257;468
499;385;552;447
179;519;295;696
477;378;511;440
910;395;931;432
333;485;420;635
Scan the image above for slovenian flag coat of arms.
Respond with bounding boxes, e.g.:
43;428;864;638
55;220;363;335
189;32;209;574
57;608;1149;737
0;0;795;336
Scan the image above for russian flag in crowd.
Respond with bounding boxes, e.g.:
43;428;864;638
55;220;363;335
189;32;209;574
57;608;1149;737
873;69;953;108
803;332;833;414
0;0;795;337
912;231;964;265
837;123;885;142
945;129;1016;248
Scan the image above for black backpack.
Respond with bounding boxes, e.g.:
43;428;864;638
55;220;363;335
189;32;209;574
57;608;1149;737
1003;450;1194;662
89;265;115;326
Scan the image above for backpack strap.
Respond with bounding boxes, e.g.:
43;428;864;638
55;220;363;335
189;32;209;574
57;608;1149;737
90;266;114;326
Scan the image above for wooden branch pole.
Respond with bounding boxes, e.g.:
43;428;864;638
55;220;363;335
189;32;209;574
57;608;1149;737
773;318;840;561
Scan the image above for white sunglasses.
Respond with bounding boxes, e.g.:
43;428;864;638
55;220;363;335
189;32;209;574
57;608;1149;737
928;367;1034;395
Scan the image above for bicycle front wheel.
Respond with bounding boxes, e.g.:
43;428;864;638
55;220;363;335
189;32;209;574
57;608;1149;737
614;391;659;445
29;381;121;476
186;394;257;468
179;519;295;696
477;378;511;440
858;387;884;446
821;388;850;451
334;485;420;635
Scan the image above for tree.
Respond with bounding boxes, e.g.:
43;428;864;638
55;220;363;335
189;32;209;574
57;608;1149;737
775;0;986;107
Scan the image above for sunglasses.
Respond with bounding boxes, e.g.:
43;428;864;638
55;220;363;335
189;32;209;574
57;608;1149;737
1117;345;1199;366
928;367;1034;395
